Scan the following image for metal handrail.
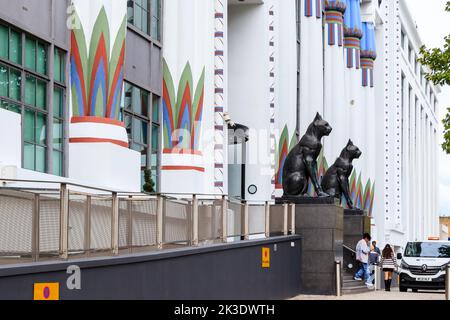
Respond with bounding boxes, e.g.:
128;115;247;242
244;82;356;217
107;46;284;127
1;178;275;204
343;244;356;254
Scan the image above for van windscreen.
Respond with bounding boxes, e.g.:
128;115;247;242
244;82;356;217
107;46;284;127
404;242;450;258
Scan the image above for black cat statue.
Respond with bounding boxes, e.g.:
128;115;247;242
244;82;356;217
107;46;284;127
321;140;362;209
281;112;332;199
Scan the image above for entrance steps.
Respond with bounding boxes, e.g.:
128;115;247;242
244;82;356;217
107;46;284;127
342;274;372;295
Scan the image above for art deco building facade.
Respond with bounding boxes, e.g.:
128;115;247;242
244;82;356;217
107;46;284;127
0;0;440;249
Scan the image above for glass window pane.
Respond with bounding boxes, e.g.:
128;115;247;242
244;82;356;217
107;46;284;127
0;25;8;59
0;100;20;113
132;118;147;145
53;118;62;149
125;114;132;141
36;80;46;109
25;75;36;106
24;143;35;170
152;95;159;122
151;152;158;168
152;125;159;149
35;146;46;173
135;6;142;30
24;110;34;142
142;8;148;34
54;49;61;82
0;65;7;97
52;150;62;176
131;86;140;113
141;90;148;116
54;89;61;115
127;0;134;24
9;30;21;64
25;38;36;71
9;68;21;101
36;113;46;145
37;43;47;74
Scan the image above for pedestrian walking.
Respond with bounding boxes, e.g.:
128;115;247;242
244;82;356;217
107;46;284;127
354;233;373;287
379;244;398;292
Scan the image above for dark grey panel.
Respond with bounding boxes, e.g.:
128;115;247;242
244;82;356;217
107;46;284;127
54;0;70;47
150;43;162;95
125;29;152;91
0;0;69;48
0;236;302;300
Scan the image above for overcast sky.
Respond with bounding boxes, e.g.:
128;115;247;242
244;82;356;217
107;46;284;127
406;0;450;216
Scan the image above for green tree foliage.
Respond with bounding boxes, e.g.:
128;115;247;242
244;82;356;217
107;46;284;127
418;1;450;153
143;169;155;193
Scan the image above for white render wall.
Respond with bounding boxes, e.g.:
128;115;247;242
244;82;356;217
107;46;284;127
372;0;440;249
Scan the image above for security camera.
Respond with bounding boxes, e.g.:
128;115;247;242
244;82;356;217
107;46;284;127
223;112;236;127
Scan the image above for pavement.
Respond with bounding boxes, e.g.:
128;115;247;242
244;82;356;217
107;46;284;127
291;288;446;300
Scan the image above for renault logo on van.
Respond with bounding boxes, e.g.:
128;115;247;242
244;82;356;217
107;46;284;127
422;264;428;272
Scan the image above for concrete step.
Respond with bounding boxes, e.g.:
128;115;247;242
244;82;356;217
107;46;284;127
342;285;372;295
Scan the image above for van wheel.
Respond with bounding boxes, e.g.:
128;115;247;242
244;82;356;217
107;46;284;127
399;286;407;292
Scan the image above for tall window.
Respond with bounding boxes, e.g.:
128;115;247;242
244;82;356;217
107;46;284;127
0;22;66;176
121;81;160;191
127;0;161;41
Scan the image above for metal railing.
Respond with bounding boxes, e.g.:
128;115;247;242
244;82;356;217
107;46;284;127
0;179;295;264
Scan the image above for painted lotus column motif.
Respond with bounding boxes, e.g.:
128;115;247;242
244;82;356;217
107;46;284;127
162;60;205;173
69;1;127;148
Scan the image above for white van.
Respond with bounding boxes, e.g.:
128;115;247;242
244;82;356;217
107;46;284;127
397;241;450;292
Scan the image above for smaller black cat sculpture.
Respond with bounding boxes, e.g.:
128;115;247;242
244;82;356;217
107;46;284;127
282;112;332;197
321;140;362;209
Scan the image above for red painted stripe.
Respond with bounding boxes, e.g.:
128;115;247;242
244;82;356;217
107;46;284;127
161;165;205;173
106;41;125;118
88;33;108;116
69;137;129;148
163;79;175;136
71;32;88;116
163;148;203;155
71;116;125;127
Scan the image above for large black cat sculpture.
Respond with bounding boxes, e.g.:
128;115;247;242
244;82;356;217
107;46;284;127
282;113;332;197
321;140;362;209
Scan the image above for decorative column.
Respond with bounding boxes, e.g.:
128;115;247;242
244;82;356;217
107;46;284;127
323;0;347;170
343;0;364;208
214;0;225;195
269;3;276;200
360;22;377;216
299;0;324;135
69;0;141;192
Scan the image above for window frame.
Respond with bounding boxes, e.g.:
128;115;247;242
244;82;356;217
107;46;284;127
122;80;161;192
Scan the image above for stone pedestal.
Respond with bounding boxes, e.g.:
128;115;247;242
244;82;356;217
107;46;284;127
295;202;344;295
343;209;370;249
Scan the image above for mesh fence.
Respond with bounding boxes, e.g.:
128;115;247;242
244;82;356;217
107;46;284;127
248;204;265;235
0;186;295;263
39;194;60;255
269;204;285;236
118;199;129;249
132;198;157;247
68;193;87;253
198;200;223;241
163;198;191;244
227;200;243;237
0;190;34;255
90;197;112;251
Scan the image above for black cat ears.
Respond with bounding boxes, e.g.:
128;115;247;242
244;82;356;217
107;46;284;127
347;139;354;146
314;112;323;121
